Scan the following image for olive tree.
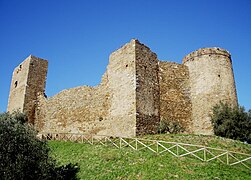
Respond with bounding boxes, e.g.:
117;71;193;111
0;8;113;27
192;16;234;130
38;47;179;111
0;112;79;180
211;102;251;143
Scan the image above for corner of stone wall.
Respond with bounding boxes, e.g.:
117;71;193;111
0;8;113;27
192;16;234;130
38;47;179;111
106;39;137;137
135;41;160;135
34;92;47;131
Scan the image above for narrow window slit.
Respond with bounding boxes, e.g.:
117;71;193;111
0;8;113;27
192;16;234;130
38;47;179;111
14;81;18;88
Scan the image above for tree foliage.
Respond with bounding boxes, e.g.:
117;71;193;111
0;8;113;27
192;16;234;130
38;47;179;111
211;102;251;143
0;112;79;180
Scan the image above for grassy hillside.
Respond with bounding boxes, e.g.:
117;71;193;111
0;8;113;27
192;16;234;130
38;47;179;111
142;134;251;154
49;134;251;179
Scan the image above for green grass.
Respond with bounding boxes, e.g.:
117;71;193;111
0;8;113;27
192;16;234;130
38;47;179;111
141;134;251;154
49;134;251;179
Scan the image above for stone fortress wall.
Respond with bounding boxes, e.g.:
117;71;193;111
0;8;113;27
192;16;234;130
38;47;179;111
7;39;238;137
158;61;192;132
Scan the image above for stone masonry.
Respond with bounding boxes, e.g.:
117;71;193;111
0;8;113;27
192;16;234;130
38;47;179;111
7;55;48;124
7;39;238;137
182;48;238;134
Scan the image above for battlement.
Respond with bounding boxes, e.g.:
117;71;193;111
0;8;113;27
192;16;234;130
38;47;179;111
182;47;231;64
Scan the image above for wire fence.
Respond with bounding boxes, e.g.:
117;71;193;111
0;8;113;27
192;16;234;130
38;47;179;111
37;132;251;169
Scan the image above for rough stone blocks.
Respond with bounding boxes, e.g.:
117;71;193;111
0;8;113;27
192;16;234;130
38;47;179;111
7;40;238;137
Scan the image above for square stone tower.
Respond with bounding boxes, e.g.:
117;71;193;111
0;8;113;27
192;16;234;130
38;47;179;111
107;39;160;136
7;55;48;123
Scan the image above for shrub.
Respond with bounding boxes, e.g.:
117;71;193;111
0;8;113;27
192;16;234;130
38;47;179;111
55;163;80;180
210;102;251;143
0;112;79;180
158;120;184;134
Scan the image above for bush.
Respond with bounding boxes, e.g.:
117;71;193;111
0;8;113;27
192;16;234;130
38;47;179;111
55;163;80;180
0;112;79;180
158;120;184;134
211;102;251;143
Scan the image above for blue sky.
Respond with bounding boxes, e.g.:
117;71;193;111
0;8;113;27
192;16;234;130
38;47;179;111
0;0;250;112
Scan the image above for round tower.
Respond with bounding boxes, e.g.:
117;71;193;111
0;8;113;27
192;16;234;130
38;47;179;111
182;47;238;135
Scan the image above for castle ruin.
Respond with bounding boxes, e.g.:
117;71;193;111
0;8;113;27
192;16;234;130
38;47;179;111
7;39;238;137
